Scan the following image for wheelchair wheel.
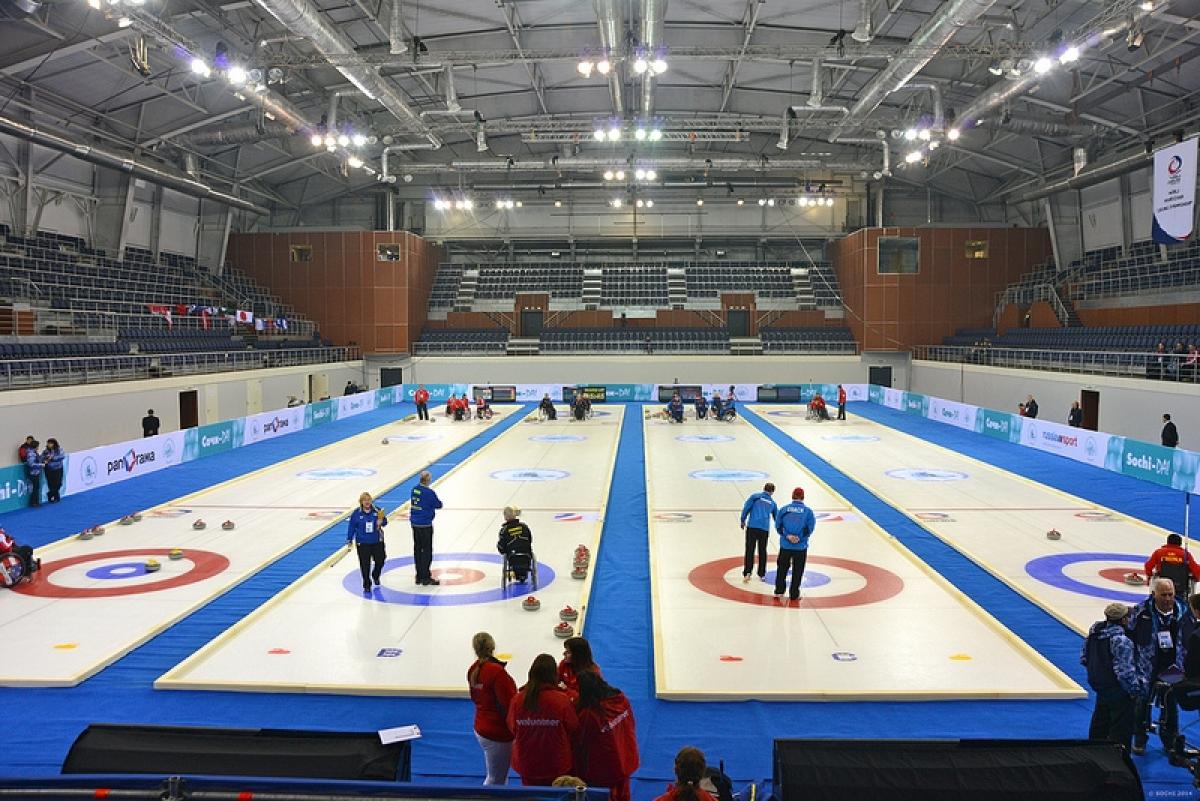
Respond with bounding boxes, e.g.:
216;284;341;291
500;553;510;591
529;554;539;590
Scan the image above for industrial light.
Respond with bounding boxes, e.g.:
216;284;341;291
736;198;745;206
988;62;1004;76
324;133;336;147
757;198;766;206
433;199;448;210
636;199;644;208
596;58;611;75
86;0;101;8
227;65;247;86
633;57;648;75
190;58;211;78
649;128;663;141
1033;56;1052;74
604;169;615;181
515;201;522;207
606;126;621;141
310;134;323;147
351;133;367;147
337;134;350;147
593;129;605;141
646;199;654;208
645;169;657;181
116;15;131;25
767;198;775;207
928;140;939;150
615;170;625;180
904;128;918;141
494;200;504;210
1140;0;1154;9
635;168;646;180
918;128;931;141
651;58;668;75
635;128;648;141
1059;45;1080;63
696;198;704;206
611;198;622;208
798;197;809;207
347;156;363;169
577;60;593;78
947;128;961;141
905;150;923;164
554;199;563;208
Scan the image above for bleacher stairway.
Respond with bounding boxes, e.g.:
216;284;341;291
454;269;479;311
581;268;602;309
666;267;687;309
792;268;816;308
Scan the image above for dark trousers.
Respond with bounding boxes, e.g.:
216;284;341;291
837;401;846;420
356;541;386;590
775;548;808;599
1160;679;1200;751
45;467;63;502
25;470;41;507
1090;688;1136;752
412;524;434;582
416;402;429;421
453;407;465;421
743;527;769;577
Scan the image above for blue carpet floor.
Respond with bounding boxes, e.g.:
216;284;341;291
3;400;1195;799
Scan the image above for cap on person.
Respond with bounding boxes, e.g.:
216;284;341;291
503;506;521;520
1105;602;1129;622
792;487;805;500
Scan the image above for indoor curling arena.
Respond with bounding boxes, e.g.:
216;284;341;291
2;0;1200;800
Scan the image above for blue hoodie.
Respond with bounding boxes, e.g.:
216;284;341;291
41;446;65;471
1081;620;1142;696
740;491;777;531
410;483;443;525
346;505;388;545
24;450;42;476
775;501;815;550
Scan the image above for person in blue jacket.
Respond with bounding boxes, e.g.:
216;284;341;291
40;438;65;503
23;439;42;508
410;470;444;585
694;394;708;420
1081;602;1143;753
774;487;816;601
740;482;777;583
345;491;388;593
667;393;684;423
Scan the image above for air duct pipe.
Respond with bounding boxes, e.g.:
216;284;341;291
808;58;825;107
379;142;440;183
640;0;667;117
979;115;1102;138
851;0;873;43
327;87;362;133
392;156;869;173
777;104;851;150
0;114;268;216
593;0;624;115
250;0;442;147
894;82;944;131
836;135;891;177
388;0;408;54
840;0;996;125
1007;138;1199;204
178;122;296;147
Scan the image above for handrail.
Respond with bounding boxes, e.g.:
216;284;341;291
915;344;1199;383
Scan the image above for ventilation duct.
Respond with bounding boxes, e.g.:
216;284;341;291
391;156;870;174
808;58;825;107
250;0;442;147
1007;138;1200;204
379;142;440;183
388;0;407;55
893;82;944;131
836;134;891;177
0;114;268;215
178;122;296;148
979;115;1102;138
851;0;872;43
593;0;624;115
640;0;667;117
777;105;851;151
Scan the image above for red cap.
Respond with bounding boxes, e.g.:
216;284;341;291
792;487;805;500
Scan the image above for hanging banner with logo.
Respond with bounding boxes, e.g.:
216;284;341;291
243;407;305;446
1152;137;1198;244
65;431;186;494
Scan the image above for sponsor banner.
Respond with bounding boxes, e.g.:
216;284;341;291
1118;439;1177;487
65;431;186;494
0;463;43;514
901;391;930;417
337;391;377;420
398;384;468;404
1152;137;1198;244
184;420;241;460
374;387;397;408
868;384;884;405
243;406;305;446
975;409;1023;444
698;384;759;402
927;397;977;431
515;384;561;403
305;399;335;428
600;384;657;401
1021;418;1112;469
881;387;905;410
844;384;869;402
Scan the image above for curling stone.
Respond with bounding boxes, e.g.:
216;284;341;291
522;596;541;611
221;520;235;531
77;529;94;541
705;454;714;461
119;515;135;526
193;519;207;530
574;555;590;568
92;525;105;536
1125;572;1147;586
554;622;574;639
571;566;588;580
144;559;162;573
131;513;143;522
168;549;185;561
1046;529;1062;541
382;438;390;445
559;605;578;622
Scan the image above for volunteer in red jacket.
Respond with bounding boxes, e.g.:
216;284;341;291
836;384;847;420
1145;533;1200;600
653;747;717;801
468;632;517;785
414;385;430;421
573;671;639;801
508;653;579;786
558;636;602;702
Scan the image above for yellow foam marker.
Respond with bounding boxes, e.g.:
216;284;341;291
497;653;513;661
53;643;78;650
949;653;973;661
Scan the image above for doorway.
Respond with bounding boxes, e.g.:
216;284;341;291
381;367;403;387
1081;389;1099;431
727;309;749;338
868;366;893;387
179;390;199;429
520;310;543;338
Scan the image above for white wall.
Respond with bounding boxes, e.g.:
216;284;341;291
0;362;366;454
1080;179;1123;251
912;360;1200;444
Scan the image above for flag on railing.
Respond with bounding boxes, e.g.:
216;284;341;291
236;309;254;324
146;304;173;328
275;318;289;330
186;304;212;330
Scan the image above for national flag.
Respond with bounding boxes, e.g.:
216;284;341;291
147;304;173;328
236;309;254;324
254;318;265;331
275;318;289;331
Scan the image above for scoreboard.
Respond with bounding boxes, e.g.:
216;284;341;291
658;385;704;402
473;385;517;402
758;385;803;402
562;386;606;403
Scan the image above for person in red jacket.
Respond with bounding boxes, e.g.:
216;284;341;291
836;384;847;420
0;527;37;587
558;636;602;702
1145;534;1200;600
414;385;430;421
468;632;517;785
573;671;639;801
653;747;717;801
508;654;579;786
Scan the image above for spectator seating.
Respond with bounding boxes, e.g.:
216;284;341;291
414;328;508;354
944;324;1199;352
684;263;794;299
1072;239;1200;300
476;264;584;300
540;327;729;353
761;327;857;353
429;263;464;308
600;266;669;307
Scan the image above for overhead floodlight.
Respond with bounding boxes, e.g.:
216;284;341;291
696;198;704;206
799;197;810;207
767;198;775;207
606;126;621;141
928;140;939;150
633;57;648;75
651;58;668;75
918;128;931;141
351;133;367;147
905;150;922;163
347;156;363;169
1059;45;1080;63
636;199;645;208
947;128;961;141
1033;56;1052;74
635;128;648;141
904;128;918;141
604;169;615;180
988;62;1004;76
554;199;563;207
645;169;657;181
645;199;654;208
310;134;323;147
757;198;767;206
336;134;350;147
593;129;606;141
516;201;523;207
86;0;101;9
227;65;247;86
577;60;593;77
190;58;211;78
649;128;663;141
116;14;131;25
463;199;474;210
324;133;337;147
1140;0;1154;9
635;168;646;180
433;199;447;210
495;200;505;210
611;198;622;208
615;169;625;180
596;58;611;75
736;198;745;206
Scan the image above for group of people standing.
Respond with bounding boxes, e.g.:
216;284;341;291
17;435;65;507
739;483;817;600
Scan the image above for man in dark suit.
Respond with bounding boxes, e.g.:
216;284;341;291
1163;414;1180;448
142;409;160;437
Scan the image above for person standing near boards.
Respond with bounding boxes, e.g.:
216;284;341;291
142;410;160;437
345;491;388;594
414;385;431;421
837;384;847;420
411;470;443;585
